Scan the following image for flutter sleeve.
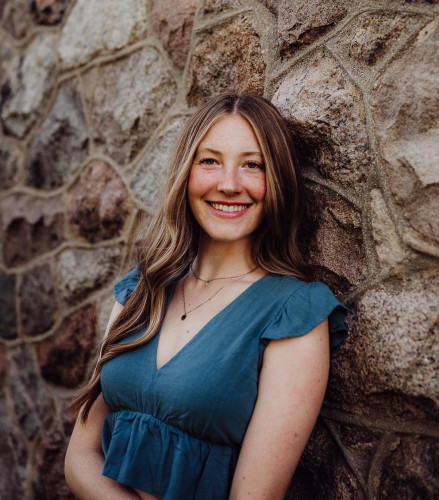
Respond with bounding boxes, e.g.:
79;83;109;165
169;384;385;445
113;265;141;306
261;281;348;350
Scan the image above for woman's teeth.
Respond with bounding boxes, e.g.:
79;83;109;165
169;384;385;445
210;203;247;213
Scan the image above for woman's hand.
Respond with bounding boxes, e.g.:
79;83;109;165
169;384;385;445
229;319;330;500
65;393;141;500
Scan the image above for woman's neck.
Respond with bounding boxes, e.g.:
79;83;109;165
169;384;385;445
193;237;257;281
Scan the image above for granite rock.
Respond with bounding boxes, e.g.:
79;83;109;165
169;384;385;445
8;344;53;438
203;0;240;14
20;263;58;336
0;395;28;499
0;139;23;190
349;12;413;65
0;273;16;340
28;0;71;25
302;183;366;287
370;189;406;268
1;34;58;138
326;420;382;484
85;48;177;165
187;17;265;106
378;437;439;499
0;193;64;267
371;18;439;242
152;0;197;70
33;415;75;499
263;0;346;57
36;304;97;387
131;119;184;208
55;247;120;305
288;419;364;499
0;343;6;388
273;50;371;186
68;160;131;243
96;293;116;340
26;82;89;189
330;272;439;408
59;0;148;69
0;0;33;39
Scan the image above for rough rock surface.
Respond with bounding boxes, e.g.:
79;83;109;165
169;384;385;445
0;273;16;339
20;264;58;336
36;304;97;387
59;0;148;69
8;344;53;438
349;12;413;65
85;49;177;165
370;189;406;268
68;161;131;243
32;415;74;499
1;34;58;138
203;0;240;14
378;436;439;499
26;83;89;189
55;247;120;305
273;50;371;186
0;193;64;267
131;119;184;208
302;183;366;287
288;420;363;498
0;139;23;190
27;0;72;25
0;0;33;39
187;17;265;106
371;18;439;242
326;420;382;484
263;0;346;56
0;343;6;387
0;395;28;499
331;272;439;407
151;0;197;70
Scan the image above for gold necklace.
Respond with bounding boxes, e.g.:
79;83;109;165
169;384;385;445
181;265;258;320
190;262;259;286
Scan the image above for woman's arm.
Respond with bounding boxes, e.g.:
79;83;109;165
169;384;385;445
65;301;144;500
65;393;142;500
229;319;330;500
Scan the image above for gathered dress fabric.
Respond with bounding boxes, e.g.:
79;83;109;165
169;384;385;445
100;266;348;500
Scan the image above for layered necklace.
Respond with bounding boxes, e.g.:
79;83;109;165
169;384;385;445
180;263;259;320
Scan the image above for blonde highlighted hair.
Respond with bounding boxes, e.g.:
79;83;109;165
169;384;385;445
71;93;309;421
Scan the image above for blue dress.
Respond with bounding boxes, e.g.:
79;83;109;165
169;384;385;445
100;266;347;500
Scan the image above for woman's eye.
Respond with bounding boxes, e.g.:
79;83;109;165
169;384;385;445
199;158;217;165
245;161;264;170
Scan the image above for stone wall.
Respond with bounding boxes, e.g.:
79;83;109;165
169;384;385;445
0;0;438;498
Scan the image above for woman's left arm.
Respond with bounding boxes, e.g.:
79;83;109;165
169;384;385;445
229;319;330;500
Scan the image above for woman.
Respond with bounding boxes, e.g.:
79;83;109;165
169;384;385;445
65;94;347;500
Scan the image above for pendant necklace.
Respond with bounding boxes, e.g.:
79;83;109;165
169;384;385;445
181;265;258;320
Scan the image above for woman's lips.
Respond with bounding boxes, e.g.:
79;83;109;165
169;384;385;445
207;201;251;215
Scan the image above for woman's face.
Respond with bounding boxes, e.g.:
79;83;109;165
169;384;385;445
188;114;266;246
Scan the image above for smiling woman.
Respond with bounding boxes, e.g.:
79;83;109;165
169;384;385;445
65;94;348;500
188;114;266;245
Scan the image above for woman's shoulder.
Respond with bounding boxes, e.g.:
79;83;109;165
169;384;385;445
114;265;141;306
261;273;348;349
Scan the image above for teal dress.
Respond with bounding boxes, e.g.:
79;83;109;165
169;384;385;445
100;266;347;500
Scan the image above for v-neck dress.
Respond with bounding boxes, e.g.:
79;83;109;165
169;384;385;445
100;266;348;500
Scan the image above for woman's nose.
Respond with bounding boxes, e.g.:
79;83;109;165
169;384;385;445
217;165;242;195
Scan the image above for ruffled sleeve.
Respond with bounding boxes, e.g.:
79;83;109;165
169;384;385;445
114;266;141;305
261;281;348;350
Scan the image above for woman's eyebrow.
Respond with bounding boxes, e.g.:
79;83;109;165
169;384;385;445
196;147;263;156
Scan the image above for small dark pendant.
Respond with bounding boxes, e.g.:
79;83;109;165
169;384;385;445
181;314;187;320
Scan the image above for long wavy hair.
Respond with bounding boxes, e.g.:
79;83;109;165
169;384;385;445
71;93;309;421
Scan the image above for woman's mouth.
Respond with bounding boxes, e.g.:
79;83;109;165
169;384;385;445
208;202;250;213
